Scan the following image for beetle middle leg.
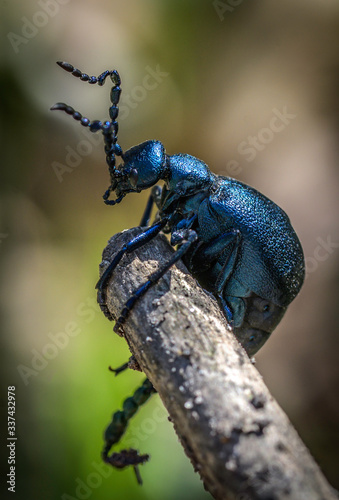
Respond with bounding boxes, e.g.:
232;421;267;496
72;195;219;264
114;229;198;333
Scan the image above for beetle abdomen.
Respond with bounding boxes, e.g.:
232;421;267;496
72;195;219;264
198;177;305;306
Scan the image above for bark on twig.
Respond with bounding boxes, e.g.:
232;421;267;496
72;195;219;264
99;227;337;500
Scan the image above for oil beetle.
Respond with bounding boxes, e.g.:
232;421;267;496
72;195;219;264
52;61;305;481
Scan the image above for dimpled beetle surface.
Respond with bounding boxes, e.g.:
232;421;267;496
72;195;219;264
52;61;305;479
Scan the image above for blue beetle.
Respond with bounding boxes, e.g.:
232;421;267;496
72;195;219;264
51;61;305;358
52;61;305;479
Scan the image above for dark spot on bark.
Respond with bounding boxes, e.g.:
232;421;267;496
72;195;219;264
276;441;287;452
250;394;266;409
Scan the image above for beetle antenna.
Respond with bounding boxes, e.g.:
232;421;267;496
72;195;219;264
51;62;124;204
56;61;115;87
102;378;155;481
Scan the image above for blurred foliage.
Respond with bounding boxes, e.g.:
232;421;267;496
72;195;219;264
1;1;339;499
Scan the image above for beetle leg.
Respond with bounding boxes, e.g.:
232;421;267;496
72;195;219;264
214;230;242;326
185;229;246;326
187;229;240;272
114;229;198;333
109;355;142;376
96;218;169;319
139;194;154;227
214;230;241;289
109;362;129;376
102;378;156;484
97;218;168;291
188;229;242;325
139;185;162;226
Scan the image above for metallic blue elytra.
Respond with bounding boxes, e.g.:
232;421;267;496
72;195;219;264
52;61;305;478
51;61;305;358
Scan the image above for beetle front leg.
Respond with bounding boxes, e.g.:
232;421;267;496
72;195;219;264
96;218;168;320
139;185;162;227
114;229;198;333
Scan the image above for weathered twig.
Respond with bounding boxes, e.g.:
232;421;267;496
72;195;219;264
99;227;337;500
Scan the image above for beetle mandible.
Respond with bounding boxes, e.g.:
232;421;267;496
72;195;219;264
51;61;305;358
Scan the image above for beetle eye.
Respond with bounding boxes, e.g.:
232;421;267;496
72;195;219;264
258;301;271;313
129;168;138;187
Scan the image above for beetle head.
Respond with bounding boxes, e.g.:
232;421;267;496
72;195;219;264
233;295;286;357
107;140;166;203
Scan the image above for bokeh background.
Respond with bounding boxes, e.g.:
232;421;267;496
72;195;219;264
1;1;339;499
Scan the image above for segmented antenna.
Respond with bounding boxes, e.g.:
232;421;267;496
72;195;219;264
102;378;156;484
51;61;124;204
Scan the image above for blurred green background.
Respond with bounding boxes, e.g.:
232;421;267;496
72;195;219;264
1;1;339;499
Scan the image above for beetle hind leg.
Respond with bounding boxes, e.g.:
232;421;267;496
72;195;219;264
188;229;243;327
214;231;243;327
